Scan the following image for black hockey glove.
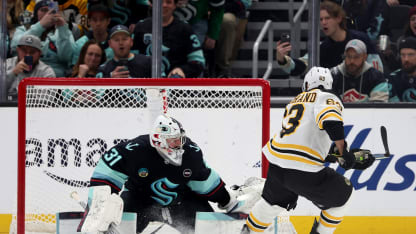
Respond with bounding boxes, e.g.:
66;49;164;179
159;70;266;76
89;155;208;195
350;149;375;170
338;148;356;170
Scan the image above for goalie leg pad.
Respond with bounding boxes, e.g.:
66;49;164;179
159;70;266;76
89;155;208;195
79;186;124;233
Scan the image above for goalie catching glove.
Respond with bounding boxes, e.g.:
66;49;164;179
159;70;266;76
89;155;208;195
326;145;375;170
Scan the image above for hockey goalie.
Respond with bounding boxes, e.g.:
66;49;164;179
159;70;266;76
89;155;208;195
77;114;252;234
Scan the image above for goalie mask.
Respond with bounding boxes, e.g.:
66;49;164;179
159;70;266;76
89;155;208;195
302;66;333;91
150;115;186;166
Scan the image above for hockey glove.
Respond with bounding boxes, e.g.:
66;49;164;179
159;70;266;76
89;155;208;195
351;149;375;170
338;148;356;170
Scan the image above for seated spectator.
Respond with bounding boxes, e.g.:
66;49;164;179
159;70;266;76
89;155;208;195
174;0;225;77
132;0;205;78
7;0;25;39
96;25;151;78
331;39;389;103
88;0;149;31
6;35;55;101
329;0;387;41
276;0;383;76
379;5;416;75
214;0;251;77
72;4;113;66
389;37;416;102
71;40;106;77
11;0;75;77
25;0;88;40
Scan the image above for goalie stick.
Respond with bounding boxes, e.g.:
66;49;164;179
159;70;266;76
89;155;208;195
70;191;122;234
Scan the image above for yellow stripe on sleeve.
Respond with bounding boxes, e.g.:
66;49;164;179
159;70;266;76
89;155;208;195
318;112;343;129
316;106;340;124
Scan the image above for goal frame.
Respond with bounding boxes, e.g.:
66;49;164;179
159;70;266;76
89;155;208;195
16;78;270;234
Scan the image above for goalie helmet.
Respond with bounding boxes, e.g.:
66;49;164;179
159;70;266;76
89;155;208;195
150;114;186;166
302;66;333;91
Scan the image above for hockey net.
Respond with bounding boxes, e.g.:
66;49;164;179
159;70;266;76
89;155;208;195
13;78;270;234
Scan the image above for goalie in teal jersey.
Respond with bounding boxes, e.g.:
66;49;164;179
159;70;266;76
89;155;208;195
78;114;244;233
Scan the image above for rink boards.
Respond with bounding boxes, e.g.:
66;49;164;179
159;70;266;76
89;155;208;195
1;107;415;233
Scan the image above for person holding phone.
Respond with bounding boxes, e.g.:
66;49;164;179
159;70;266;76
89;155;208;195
96;25;151;78
11;0;75;77
6;34;55;101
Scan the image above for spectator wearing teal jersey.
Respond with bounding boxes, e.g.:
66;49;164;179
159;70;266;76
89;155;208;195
11;0;75;77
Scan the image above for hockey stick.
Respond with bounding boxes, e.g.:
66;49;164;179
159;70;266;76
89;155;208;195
329;126;392;161
70;191;122;234
372;126;391;160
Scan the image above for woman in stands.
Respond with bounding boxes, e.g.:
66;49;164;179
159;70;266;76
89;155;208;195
71;40;106;78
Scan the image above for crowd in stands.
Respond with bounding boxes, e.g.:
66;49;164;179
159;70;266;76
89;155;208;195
3;0;416;103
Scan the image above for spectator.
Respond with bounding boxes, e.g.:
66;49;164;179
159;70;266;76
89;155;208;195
72;4;113;66
389;37;416;102
71;40;106;77
26;0;89;40
6;35;55;101
378;5;416;75
133;0;205;78
276;0;383;76
174;0;225;76
175;0;224;50
331;39;389;103
96;25;151;78
214;0;252;78
329;0;387;41
398;6;416;41
11;0;75;77
87;0;150;31
7;0;25;38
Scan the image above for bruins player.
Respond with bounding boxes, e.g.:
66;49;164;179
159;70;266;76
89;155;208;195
78;114;242;233
242;67;375;234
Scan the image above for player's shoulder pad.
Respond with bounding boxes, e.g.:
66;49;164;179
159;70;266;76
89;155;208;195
316;90;344;110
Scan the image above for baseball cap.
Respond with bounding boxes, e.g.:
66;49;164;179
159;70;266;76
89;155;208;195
399;37;416;51
345;39;367;54
109;25;130;38
17;35;42;51
88;4;110;17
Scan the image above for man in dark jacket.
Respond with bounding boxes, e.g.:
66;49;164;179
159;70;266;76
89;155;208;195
331;39;388;103
389;37;416;102
96;25;151;78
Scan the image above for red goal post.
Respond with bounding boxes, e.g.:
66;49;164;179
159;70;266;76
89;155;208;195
15;78;270;233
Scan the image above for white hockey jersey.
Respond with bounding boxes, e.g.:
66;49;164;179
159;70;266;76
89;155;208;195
263;89;344;172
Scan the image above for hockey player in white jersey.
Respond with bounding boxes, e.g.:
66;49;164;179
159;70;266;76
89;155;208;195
242;66;375;234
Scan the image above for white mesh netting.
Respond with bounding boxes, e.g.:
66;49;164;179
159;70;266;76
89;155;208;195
14;79;269;234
